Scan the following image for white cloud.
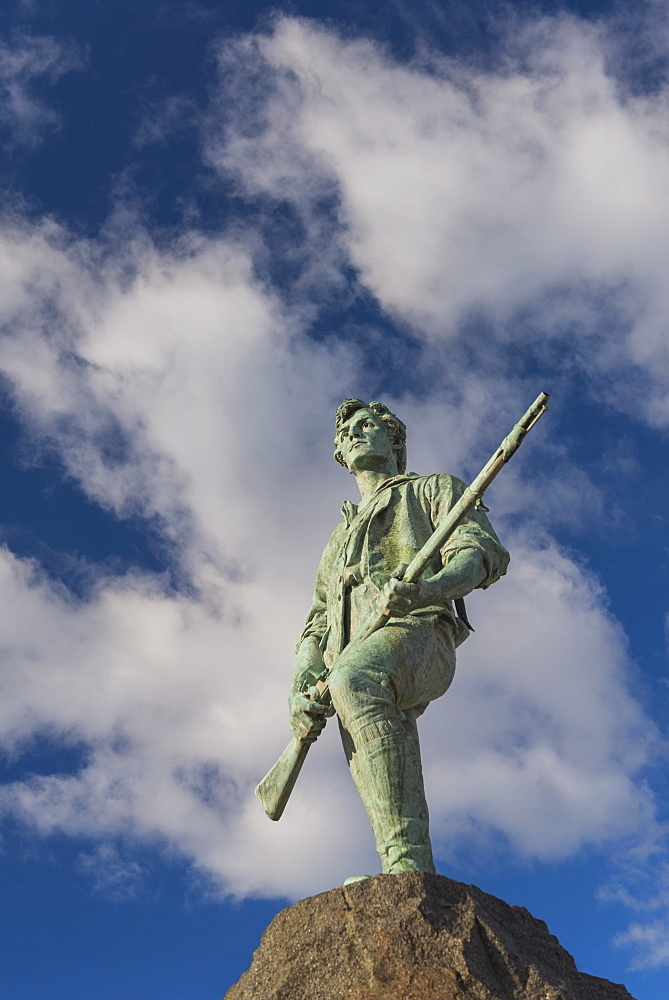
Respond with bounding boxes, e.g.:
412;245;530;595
0;211;660;905
0;15;665;971
133;95;199;149
78;844;148;901
421;534;655;860
208;13;669;425
599;855;669;969
0;215;369;897
615;918;669;971
0;33;82;147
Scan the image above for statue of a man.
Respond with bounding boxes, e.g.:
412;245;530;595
289;399;509;876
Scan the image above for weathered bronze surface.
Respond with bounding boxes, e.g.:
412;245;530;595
258;396;548;877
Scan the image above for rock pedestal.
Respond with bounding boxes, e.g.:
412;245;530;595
224;873;635;1000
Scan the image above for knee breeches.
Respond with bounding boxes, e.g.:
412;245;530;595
327;614;456;739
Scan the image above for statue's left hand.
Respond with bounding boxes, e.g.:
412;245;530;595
379;563;428;616
379;550;488;617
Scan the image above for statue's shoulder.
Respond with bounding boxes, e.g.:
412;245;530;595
410;472;465;494
315;518;348;570
326;518;348;543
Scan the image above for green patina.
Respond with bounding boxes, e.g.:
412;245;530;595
285;399;510;878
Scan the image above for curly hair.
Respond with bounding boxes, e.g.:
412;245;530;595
333;398;407;474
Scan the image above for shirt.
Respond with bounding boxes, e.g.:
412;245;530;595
297;472;510;666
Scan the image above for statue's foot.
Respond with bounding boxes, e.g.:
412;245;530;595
383;847;436;875
343;875;371;885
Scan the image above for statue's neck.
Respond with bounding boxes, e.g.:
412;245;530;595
353;467;397;502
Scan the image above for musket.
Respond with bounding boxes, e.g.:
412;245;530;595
256;391;550;821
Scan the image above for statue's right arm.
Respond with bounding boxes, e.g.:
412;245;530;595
289;637;331;741
289;528;341;741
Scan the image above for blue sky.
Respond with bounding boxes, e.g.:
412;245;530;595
0;1;668;998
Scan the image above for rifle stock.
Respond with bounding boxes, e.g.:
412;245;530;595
256;391;550;821
255;736;311;821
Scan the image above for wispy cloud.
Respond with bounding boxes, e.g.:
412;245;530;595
616;917;669;971
133;94;199;149
0;33;83;148
78;843;149;902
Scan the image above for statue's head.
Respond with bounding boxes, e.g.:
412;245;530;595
333;398;407;474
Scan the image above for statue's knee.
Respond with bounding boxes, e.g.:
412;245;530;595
327;667;356;706
328;667;370;720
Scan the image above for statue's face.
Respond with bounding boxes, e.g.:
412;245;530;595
337;408;396;474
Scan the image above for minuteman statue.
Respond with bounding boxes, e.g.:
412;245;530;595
289;399;510;878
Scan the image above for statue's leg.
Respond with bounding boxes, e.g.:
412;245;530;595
330;616;455;874
339;710;435;873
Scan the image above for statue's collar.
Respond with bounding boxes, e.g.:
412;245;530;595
341;473;419;525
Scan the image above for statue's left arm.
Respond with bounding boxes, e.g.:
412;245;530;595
380;474;509;617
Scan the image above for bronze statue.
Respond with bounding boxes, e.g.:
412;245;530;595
258;394;549;881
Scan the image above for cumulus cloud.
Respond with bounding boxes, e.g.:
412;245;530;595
0;33;82;147
0;13;665;976
0;214;368;897
422;534;655;859
207;13;669;425
0;210;660;906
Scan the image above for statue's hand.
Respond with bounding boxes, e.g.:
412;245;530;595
289;688;331;743
380;550;488;617
379;563;429;617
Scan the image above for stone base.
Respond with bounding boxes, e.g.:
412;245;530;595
224;872;635;1000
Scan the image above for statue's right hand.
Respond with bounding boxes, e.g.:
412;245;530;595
289;689;330;743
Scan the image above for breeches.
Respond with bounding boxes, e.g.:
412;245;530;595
327;614;457;741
